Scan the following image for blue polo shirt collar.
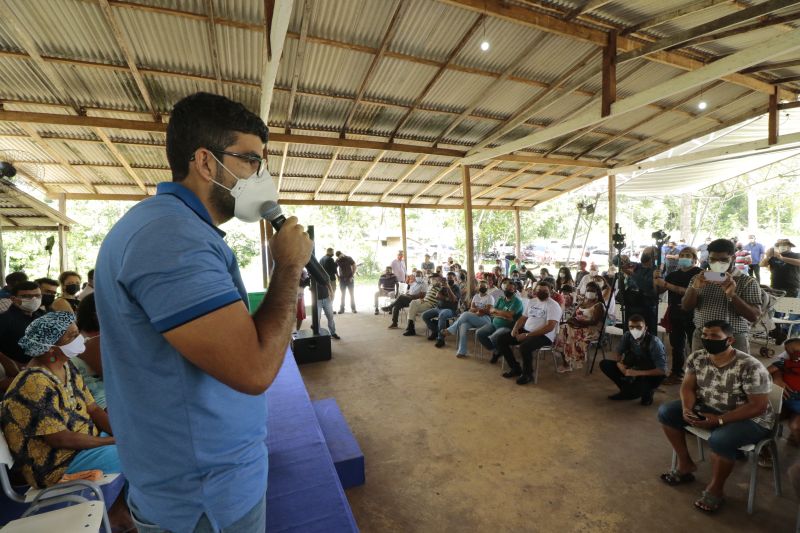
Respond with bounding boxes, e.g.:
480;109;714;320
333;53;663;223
156;182;225;237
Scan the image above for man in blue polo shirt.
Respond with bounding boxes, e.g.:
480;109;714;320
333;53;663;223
95;92;312;532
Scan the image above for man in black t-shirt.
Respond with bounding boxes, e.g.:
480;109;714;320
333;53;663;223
335;251;357;313
320;248;338;304
655;247;702;383
762;238;800;297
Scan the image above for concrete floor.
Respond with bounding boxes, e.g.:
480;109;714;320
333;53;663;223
299;310;797;533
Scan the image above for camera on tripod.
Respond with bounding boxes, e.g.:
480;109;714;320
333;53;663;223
612;223;626;252
651;229;669;242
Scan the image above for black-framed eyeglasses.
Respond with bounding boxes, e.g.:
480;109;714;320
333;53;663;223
191;148;267;175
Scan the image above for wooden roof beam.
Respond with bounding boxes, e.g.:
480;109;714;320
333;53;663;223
259;0;293;120
347;150;387;200
379;154;428;201
204;0;225;94
472;163;537;201
438;160;501;202
563;0;615;22
98;0;160;121
513;169;589;206
621;0;733;36
314;148;340;200
681;10;800;50
340;1;407;137
17;124;97;194
284;0;312;135
410;162;460;203
741;58;800;74
490;167;560;204
93;128;148;193
461;29;800;166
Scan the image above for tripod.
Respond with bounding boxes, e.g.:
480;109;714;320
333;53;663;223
587;224;626;374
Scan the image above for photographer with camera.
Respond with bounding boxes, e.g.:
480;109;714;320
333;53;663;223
599;314;666;405
620;246;660;334
681;239;761;354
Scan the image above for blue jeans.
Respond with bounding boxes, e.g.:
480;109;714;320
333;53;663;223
130;493;266;533
422;308;456;338
657;400;770;460
318;297;336;335
446;312;491;355
476;323;510;353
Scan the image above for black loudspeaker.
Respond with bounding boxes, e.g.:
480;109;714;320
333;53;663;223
292;328;332;364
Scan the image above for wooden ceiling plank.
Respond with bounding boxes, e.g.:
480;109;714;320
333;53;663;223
348;150;387;200
94;128;148;192
17;124;97;194
313;147;340;200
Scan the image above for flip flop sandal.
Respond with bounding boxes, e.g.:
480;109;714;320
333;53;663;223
694;490;724;513
660;469;696;486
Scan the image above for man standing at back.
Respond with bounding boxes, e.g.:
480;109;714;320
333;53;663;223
320;247;338;307
744;235;765;282
336;251;357;313
95;93;312;532
391;250;406;283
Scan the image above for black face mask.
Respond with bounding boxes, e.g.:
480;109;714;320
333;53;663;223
448;280;455;285
503;290;515;298
701;338;730;355
65;283;80;296
536;291;549;301
41;294;55;307
479;287;487;294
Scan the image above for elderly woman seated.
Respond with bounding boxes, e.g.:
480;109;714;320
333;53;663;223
1;312;131;528
556;281;605;372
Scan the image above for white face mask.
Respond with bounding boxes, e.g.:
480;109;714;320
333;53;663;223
585;291;596;300
18;297;41;313
589;270;598;276
212;155;278;223
708;260;730;273
53;335;86;359
559;273;565;278
415;276;423;282
630;328;645;340
778;246;791;253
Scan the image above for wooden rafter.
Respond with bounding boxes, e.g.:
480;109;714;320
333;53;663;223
285;0;312;134
348;150;387;200
93;128;147;192
380;154;428;201
513;168;589;206
98;0;159;121
314;148;340;200
204;0;224;94
680;10;800;50
490;167;560;204
563;0;615;22
473;163;536;200
741;58;800;74
438;160;501;202
389;13;485;142
18;124;97;194
340;1;407;137
277;142;289;192
410;162;460;203
774;75;800;84
621;0;733;36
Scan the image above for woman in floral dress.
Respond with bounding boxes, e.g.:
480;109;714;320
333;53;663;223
557;281;604;371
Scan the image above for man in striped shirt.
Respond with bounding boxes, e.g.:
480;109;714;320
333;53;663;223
403;274;442;337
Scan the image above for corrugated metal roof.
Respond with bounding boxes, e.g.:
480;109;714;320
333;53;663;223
217;24;263;83
0;57;59;103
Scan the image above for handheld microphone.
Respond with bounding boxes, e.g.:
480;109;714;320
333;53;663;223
260;201;330;287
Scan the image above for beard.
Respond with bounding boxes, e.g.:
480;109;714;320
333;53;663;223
209;166;235;221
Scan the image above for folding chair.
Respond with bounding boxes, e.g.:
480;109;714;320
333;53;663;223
503;345;558;384
774;297;800;338
0;431;111;532
670;385;784;514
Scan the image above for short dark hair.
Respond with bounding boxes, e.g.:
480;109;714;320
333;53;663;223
76;293;99;333
628;314;645;324
166;92;269;182
707;238;735;256
537;280;553;290
34;277;58;287
703;319;733;336
59;271;81;285
5;272;28;287
87;269;95;281
12;281;39;295
785;337;800;348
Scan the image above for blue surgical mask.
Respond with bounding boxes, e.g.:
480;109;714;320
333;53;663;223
678;258;693;268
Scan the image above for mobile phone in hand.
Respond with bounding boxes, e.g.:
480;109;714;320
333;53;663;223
688;409;706;421
703;271;725;283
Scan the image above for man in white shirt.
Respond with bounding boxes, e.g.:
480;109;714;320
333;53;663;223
495;281;562;385
441;280;495;357
382;270;427;328
391;250;406;282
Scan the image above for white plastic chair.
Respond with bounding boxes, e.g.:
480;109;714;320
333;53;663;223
504;344;558;384
773;297;800;337
0;430;111;532
670;385;783;514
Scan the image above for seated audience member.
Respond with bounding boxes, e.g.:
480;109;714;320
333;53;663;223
0;281;44;364
600;314;666;405
519;266;536;290
556;267;574;291
557;281;604;372
1;312;131;529
34;277;59;312
0;272;29;313
654;247;702;384
435;265;444;277
575;261;589;286
423;272;460;346
51;271;82;313
577;265;599;296
403;274;443;337
480;280;524;363
657;320;773;513
441;280;495;358
682;239;761;353
73;294;106;408
485;274;504;301
383;270;427;328
316;275;340;340
374;266;399;315
77;269;95;301
538;268;556;286
476;265;485;281
496;281;562;385
761;238;800;297
510;270;524;293
421;254;435;275
593;274;615;323
559;284;576;312
766;337;800;444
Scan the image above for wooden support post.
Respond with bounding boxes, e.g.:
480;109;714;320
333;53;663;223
607;174;616;257
259;219;270;288
57;194;68;273
769;86;779;145
462;166;475;301
514;208;521;261
400;206;408;273
601;30;617;118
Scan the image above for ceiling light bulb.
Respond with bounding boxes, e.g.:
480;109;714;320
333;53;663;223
480;40;490;52
698;100;707;110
